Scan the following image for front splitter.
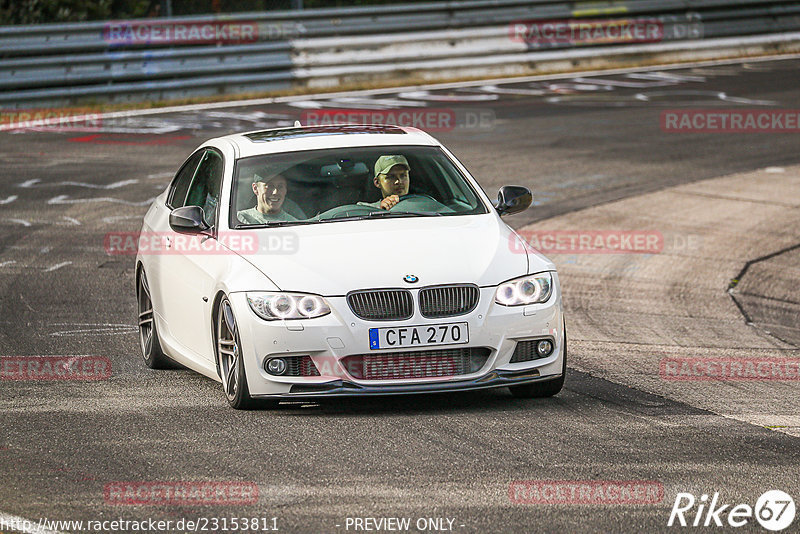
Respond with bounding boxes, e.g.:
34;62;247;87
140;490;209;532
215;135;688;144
252;368;561;399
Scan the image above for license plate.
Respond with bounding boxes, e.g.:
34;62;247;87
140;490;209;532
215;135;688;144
369;322;469;350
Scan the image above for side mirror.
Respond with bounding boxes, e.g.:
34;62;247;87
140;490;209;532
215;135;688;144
494;185;532;216
169;206;210;234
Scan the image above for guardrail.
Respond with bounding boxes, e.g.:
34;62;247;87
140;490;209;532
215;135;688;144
1;0;799;107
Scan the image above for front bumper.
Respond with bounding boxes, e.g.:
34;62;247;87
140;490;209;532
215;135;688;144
230;275;564;397
252;367;555;399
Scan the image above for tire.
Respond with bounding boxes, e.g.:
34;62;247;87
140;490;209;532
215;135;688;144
216;297;261;410
137;270;171;369
509;322;567;399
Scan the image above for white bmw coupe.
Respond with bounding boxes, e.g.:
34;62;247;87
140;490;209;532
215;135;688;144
136;125;565;409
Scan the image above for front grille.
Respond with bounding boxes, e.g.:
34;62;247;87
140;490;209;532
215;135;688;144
347;289;413;321
285;355;320;376
419;284;479;318
341;347;490;380
510;340;545;363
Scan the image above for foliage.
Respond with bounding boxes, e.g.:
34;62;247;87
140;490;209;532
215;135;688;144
0;0;428;24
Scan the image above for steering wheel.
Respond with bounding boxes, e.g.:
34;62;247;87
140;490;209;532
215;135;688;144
389;193;457;214
397;193;437;202
316;205;381;220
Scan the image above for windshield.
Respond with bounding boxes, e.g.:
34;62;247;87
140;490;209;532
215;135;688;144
230;145;487;228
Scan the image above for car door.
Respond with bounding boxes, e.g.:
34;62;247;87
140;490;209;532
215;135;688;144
156;148;228;362
147;149;203;343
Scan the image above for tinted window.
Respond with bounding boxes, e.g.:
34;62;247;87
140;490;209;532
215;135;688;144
168;150;204;209
185;149;224;227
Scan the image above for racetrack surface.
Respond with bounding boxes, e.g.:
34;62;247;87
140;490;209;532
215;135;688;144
1;57;799;533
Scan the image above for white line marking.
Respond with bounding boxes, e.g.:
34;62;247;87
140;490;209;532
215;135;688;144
9;54;796;124
717;92;778;105
397;90;498;102
626;71;707;82
0;511;66;534
47;195;154;206
765;167;786;173
19;179;138;189
289;96;432;109
204;110;294;119
0;195;18;204
85;125;182;134
50;324;137;337
53;322;133;326
146;172;173;180
132;53;800;114
572;76;676;88
44;262;71;272
472;84;547;96
2;217;81;227
101;214;142;224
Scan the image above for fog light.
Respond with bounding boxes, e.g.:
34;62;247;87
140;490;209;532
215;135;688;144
537;340;553;357
266;358;287;375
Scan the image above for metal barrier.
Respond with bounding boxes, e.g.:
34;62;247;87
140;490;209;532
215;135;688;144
1;0;799;107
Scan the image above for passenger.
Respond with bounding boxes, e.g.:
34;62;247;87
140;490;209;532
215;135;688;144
237;173;298;224
363;155;410;210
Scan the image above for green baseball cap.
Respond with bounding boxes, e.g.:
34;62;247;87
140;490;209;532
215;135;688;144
252;172;286;184
374;155;409;177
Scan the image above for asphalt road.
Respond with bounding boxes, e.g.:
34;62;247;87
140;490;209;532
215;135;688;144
1;57;799;534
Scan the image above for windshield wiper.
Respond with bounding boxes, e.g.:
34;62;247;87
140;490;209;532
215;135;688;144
234;220;316;229
237;211;446;228
319;211;444;223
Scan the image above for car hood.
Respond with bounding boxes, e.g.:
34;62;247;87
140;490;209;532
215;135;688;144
236;215;553;295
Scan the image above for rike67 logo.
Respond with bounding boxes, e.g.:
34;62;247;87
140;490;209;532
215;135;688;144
668;490;795;531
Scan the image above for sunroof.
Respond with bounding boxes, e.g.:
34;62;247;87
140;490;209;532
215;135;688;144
244;125;407;142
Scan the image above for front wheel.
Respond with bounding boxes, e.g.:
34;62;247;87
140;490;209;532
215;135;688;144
509;323;567;399
216;297;260;410
137;270;171;369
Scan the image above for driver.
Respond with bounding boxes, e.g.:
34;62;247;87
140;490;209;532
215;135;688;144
237;173;298;224
362;155;410;210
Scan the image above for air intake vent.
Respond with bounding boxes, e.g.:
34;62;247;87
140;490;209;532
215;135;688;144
510;340;547;363
341;347;490;380
347;289;413;321
287;355;320;376
419;284;479;318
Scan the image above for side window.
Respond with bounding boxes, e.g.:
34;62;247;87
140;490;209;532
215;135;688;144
168;150;204;209
185;149;224;228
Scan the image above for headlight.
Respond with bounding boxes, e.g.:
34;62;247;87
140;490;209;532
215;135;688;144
494;273;553;306
246;292;331;320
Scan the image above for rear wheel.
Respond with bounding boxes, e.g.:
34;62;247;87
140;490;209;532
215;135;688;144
216;297;259;410
137;270;171;369
509;323;567;399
